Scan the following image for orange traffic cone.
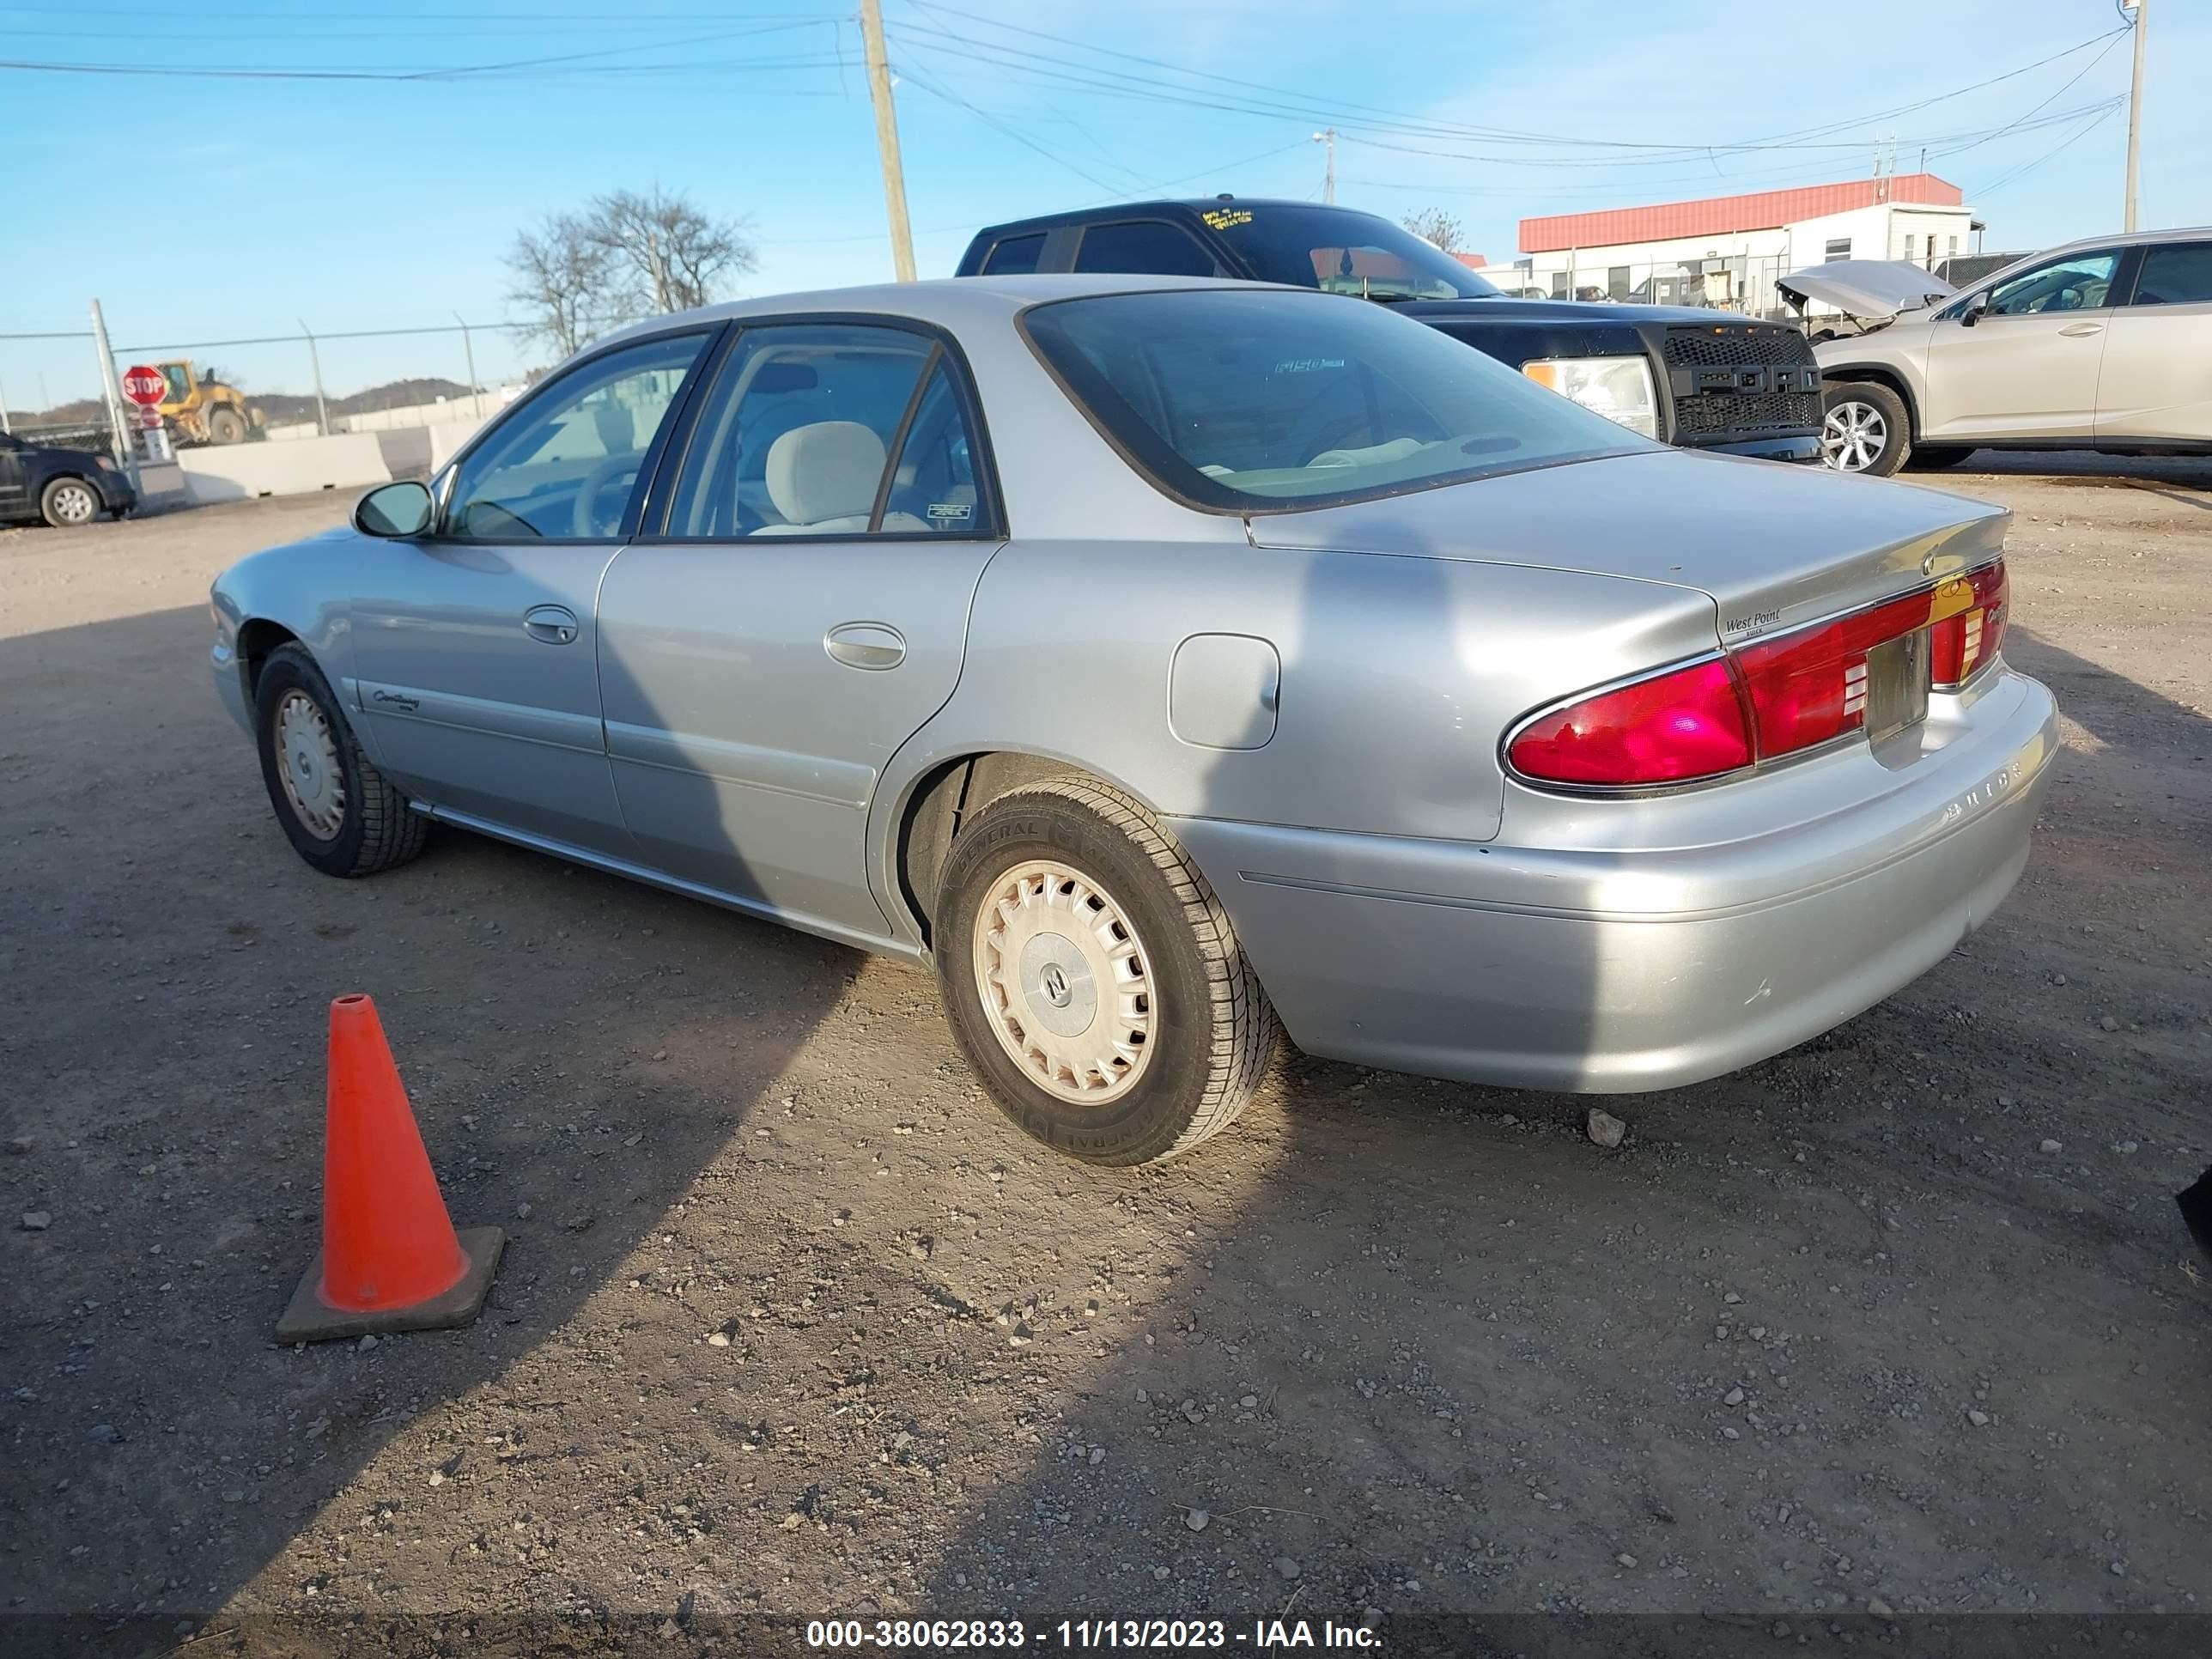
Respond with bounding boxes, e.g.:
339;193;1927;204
275;994;504;1343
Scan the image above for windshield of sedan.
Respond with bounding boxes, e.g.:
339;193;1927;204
1024;289;1650;511
1204;204;1499;301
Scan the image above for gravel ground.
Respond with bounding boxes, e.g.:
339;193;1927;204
2;460;2208;1656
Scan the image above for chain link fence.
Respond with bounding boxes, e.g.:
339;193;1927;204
1486;253;1802;320
0;314;562;456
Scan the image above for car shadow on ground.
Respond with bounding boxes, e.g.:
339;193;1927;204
1942;450;2212;510
1;602;860;1654
902;586;2212;1645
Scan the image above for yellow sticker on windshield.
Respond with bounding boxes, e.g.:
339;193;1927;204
1200;208;1253;230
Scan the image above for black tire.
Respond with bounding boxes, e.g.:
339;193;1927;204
1820;381;1911;477
206;406;247;445
39;475;101;529
254;643;427;878
934;777;1278;1166
1906;445;1975;470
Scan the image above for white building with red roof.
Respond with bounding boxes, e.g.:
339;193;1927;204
1494;173;1981;313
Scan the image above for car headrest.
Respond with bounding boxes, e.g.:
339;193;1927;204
764;421;886;527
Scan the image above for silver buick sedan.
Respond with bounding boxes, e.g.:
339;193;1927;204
210;275;2057;1164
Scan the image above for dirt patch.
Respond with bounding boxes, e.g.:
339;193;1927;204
3;471;2208;1651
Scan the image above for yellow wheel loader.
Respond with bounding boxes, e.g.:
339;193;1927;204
156;362;263;447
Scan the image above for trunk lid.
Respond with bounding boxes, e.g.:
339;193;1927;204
1244;447;2008;647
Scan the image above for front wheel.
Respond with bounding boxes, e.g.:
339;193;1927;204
40;476;101;528
934;778;1278;1166
254;643;428;878
1820;383;1911;477
206;406;247;445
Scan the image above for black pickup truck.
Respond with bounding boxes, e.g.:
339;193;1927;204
957;199;1822;463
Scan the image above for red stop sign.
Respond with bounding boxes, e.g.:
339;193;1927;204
120;365;167;406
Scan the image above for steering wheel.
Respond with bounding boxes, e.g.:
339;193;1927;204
571;453;641;538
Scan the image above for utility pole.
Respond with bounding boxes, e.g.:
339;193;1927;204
858;0;916;282
453;312;482;420
299;319;330;438
2123;0;2148;232
1312;128;1335;204
87;299;134;476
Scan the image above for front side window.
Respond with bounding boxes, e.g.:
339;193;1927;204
446;332;708;539
2129;242;2212;307
1205;205;1498;301
1073;222;1218;277
665;322;984;538
1024;289;1645;513
1983;251;2118;317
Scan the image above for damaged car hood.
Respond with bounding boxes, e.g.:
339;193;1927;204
1777;259;1955;322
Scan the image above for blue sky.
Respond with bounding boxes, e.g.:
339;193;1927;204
1;0;2203;410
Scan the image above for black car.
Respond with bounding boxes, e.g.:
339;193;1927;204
0;430;136;527
957;200;1822;463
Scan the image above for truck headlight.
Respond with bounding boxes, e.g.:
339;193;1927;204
1522;356;1659;439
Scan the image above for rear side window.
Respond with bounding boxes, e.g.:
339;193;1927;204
1073;221;1218;277
2130;243;2212;307
981;234;1047;276
1024;289;1644;513
665;324;932;538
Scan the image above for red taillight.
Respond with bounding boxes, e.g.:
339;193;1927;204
1509;559;2007;789
1929;560;2008;687
1507;657;1753;786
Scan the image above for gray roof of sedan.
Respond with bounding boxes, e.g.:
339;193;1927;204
599;272;1292;345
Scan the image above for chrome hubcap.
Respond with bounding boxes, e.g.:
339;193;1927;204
52;483;96;523
1821;401;1887;472
971;859;1154;1104
273;690;346;841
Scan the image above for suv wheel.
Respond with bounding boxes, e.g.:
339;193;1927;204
1820;383;1911;477
40;477;101;527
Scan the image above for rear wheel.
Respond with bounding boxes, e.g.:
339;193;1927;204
1820;382;1911;477
39;476;100;528
1906;445;1975;470
254;643;427;878
206;406;247;445
935;777;1277;1166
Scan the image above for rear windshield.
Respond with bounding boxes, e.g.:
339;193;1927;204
1205;204;1499;301
1023;289;1648;512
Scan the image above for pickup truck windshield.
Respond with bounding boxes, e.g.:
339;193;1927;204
1024;289;1645;512
1205;204;1501;301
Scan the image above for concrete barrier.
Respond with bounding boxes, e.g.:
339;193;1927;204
372;427;433;479
176;434;391;505
427;416;489;473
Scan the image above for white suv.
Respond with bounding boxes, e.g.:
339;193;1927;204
1805;228;2212;476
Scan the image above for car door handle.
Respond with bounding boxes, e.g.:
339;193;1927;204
2058;322;2105;337
522;604;580;645
823;623;906;671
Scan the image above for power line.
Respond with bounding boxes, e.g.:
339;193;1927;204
894;3;2130;165
1975;103;2124;197
0;20;831;81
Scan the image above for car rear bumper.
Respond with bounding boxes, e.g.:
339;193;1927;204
1168;667;2057;1094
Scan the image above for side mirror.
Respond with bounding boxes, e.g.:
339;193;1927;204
353;480;434;538
1958;291;1991;328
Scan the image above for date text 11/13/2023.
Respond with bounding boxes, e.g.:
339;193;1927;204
805;1617;1384;1649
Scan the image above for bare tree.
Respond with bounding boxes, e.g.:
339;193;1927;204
503;213;623;357
586;187;757;316
1401;208;1466;254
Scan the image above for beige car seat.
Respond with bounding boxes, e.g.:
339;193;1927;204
754;421;929;535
